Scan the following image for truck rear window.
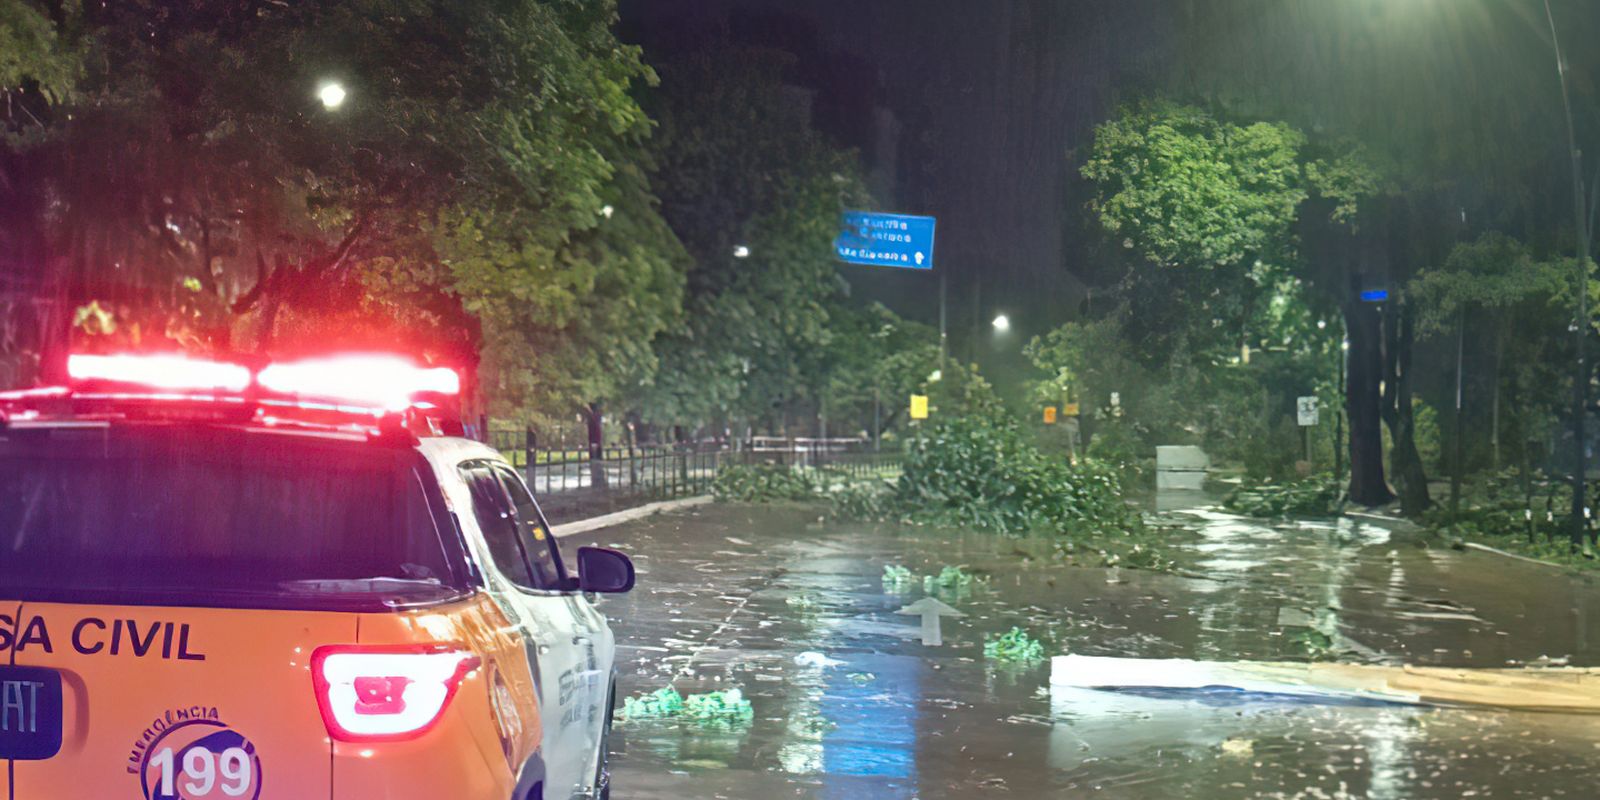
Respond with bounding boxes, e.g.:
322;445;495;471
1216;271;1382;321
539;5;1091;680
0;425;461;609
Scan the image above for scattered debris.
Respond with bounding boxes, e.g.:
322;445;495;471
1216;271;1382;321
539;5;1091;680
683;688;755;722
882;564;916;591
794;651;846;669
620;687;686;721
620;687;754;725
924;565;978;593
985;627;1047;663
1219;737;1255;758
1290;629;1337;661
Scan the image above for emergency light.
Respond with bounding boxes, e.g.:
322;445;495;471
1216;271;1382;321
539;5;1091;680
3;352;464;438
258;355;460;411
67;353;253;393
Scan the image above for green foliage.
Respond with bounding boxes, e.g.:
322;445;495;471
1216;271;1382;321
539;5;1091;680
620;687;686;720
711;463;818;503
0;0;79;99
1083;101;1306;270
983;627;1046;663
896;414;1138;535
620;687;753;725
818;303;940;437
1304;144;1392;226
682;688;755;723
922;566;978;593
1289;629;1337;661
829;480;895;521
1067;102;1359;485
1410;234;1568;334
881;565;916;591
1223;476;1344;518
1083;420;1153;489
446;160;688;420
1423;470;1573;544
641;47;869;426
1411;401;1442;474
1102;542;1177;572
3;0;678;421
1409;233;1574;476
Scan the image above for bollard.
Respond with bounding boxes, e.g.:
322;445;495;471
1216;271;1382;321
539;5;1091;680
524;428;536;486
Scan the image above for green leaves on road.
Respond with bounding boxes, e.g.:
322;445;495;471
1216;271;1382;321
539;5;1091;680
620;687;755;727
984;627;1047;664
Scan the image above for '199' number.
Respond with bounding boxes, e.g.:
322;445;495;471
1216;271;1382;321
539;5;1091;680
150;746;253;797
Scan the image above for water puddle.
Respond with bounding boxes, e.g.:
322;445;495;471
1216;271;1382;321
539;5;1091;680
576;498;1600;798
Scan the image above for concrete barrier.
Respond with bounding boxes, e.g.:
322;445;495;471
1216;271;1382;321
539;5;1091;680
1155;445;1209;490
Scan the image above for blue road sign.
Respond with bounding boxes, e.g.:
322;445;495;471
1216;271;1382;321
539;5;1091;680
1360;289;1389;302
834;211;937;269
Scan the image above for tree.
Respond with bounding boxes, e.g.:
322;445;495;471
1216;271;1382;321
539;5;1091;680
1295;145;1404;507
0;0;78;100
1083;101;1307;273
1077;103;1374;483
1;0;679;436
1411;232;1571;509
816;302;939;442
1081;102;1307;360
1158;0;1600;512
642;47;869;432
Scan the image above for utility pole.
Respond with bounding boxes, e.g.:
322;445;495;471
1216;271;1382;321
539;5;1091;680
1451;307;1465;518
938;271;948;376
1335;331;1347;489
1546;0;1593;547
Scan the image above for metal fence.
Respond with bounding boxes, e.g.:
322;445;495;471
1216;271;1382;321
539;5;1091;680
482;426;899;506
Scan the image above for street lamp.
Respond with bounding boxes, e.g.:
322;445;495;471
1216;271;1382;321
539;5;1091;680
991;314;1011;333
1542;0;1595;545
732;245;751;259
317;81;347;110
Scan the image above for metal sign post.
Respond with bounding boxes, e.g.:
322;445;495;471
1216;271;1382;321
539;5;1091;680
1297;396;1319;463
835;209;943;383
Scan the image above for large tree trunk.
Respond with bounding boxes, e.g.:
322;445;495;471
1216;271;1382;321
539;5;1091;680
583;402;608;490
1346;296;1396;507
1382;299;1431;515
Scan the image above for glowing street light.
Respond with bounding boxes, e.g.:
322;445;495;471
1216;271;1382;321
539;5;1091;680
733;245;751;259
991;314;1011;333
318;82;347;110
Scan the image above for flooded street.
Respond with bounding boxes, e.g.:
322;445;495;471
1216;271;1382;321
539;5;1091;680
567;496;1600;799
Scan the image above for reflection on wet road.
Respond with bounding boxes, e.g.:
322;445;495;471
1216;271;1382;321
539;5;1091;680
567;494;1600;798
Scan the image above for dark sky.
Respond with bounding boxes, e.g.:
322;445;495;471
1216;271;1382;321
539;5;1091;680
619;0;1166;375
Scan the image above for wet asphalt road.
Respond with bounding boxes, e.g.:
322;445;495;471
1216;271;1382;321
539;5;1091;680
566;495;1600;799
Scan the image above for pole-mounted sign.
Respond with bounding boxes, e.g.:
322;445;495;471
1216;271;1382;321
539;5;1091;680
1297;396;1320;427
910;394;930;420
834;211;937;270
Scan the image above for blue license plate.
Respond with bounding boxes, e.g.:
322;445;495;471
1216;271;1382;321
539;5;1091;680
0;665;63;760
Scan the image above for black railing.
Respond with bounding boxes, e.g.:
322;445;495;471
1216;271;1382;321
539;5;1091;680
482;427;899;507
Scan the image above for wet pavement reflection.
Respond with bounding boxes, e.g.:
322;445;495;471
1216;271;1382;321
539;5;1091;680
567;493;1600;798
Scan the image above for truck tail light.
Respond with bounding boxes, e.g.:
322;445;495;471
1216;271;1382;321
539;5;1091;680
311;645;481;742
66;353;252;393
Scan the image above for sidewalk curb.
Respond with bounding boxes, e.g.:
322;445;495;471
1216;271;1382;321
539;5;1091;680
550;495;713;538
1456;541;1575;571
1345;509;1418;530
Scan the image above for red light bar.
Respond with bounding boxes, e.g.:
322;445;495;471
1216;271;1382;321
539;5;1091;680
257;355;460;411
67;354;252;393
